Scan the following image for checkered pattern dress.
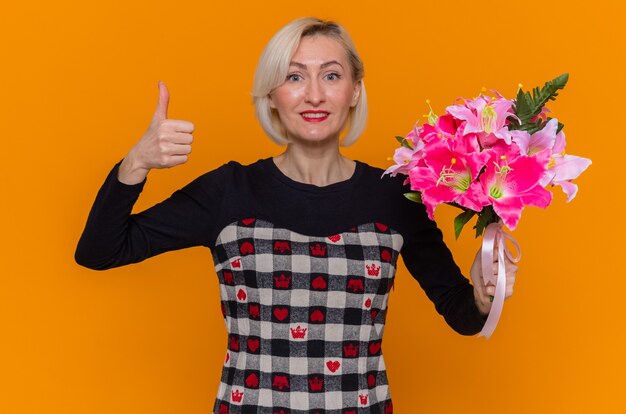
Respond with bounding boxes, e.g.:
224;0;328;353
75;157;487;414
212;218;400;413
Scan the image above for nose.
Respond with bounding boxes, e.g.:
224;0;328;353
304;78;325;106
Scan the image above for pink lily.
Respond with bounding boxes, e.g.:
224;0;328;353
383;145;423;177
408;139;490;219
420;113;461;143
383;123;426;178
512;118;558;156
446;95;520;147
541;127;592;202
512;119;592;202
479;150;552;230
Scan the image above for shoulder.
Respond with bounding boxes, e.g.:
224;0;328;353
354;160;410;196
353;159;434;234
186;158;268;190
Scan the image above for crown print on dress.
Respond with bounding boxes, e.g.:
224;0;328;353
272;374;290;390
343;343;359;357
231;389;243;403
229;335;239;351
347;278;364;293
309;243;327;257
230;257;241;269
274;273;291;289
308;376;324;392
222;270;233;285
366;263;381;277
290;325;307;339
248;303;260;319
273;240;291;253
359;393;369;405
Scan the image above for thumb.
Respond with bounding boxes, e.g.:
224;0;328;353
152;80;169;124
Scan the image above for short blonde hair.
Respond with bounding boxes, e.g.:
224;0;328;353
253;17;367;147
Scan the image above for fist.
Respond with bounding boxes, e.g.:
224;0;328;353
130;81;195;170
470;245;519;316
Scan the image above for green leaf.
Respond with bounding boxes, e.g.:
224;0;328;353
510;73;569;133
395;135;413;150
474;206;498;238
403;192;422;204
454;210;476;240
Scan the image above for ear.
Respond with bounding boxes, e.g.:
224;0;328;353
268;93;276;109
350;80;362;107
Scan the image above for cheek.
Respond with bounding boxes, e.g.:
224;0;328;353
330;88;356;111
272;87;304;110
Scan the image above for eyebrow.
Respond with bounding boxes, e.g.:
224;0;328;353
289;60;344;70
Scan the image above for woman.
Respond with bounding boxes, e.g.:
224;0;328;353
75;17;517;413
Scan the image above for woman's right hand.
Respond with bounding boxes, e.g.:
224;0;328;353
117;81;195;185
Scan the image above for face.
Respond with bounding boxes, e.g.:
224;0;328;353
269;35;361;145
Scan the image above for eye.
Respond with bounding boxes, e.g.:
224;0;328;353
287;73;302;82
325;72;341;81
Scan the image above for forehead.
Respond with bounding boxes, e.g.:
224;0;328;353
291;35;348;67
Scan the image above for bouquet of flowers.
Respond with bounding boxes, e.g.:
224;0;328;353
384;73;591;338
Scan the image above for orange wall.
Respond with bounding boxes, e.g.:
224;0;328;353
2;0;624;413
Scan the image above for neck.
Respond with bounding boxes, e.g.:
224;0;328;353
273;142;356;187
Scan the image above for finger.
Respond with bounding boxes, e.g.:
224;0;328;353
172;132;193;145
167;154;189;167
485;284;495;296
162;119;195;133
152;80;170;124
170;143;192;156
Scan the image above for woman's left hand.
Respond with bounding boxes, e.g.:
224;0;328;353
469;245;519;316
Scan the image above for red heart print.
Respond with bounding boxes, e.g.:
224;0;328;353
326;360;340;372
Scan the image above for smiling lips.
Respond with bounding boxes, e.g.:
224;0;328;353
301;110;329;122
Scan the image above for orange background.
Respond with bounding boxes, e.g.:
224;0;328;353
2;0;624;413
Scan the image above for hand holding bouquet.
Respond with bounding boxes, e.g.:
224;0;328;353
384;74;591;338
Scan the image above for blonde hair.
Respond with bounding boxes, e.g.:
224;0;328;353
252;17;367;147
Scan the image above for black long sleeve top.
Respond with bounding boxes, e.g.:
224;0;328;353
75;157;486;413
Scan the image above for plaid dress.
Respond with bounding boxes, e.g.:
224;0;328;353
75;157;487;414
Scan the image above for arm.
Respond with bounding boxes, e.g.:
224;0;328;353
74;159;225;270
75;80;215;270
400;205;488;336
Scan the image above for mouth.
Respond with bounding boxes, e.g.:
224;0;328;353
300;111;329;122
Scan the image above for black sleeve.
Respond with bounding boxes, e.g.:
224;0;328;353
74;159;227;270
400;202;487;336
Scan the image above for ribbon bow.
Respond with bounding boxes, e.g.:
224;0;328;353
478;222;521;339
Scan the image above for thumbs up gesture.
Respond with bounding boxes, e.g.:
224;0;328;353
118;81;195;184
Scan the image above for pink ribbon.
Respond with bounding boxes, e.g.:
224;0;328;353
478;222;521;339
